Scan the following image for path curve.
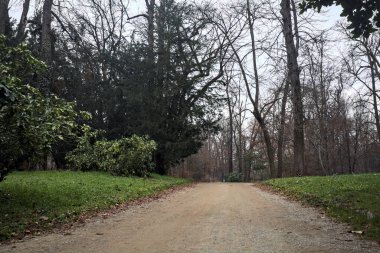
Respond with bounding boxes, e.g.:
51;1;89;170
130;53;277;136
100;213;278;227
1;183;379;253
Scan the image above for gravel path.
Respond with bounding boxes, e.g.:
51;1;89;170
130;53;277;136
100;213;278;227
1;183;379;253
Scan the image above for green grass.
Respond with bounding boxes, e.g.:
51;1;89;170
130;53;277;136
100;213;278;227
0;171;189;241
264;174;380;241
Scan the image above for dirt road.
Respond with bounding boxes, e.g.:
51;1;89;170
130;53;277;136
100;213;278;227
1;183;379;253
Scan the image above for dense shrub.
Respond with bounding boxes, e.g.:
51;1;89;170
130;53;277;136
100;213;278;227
63;125;102;171
0;36;81;182
66;129;157;177
225;172;242;182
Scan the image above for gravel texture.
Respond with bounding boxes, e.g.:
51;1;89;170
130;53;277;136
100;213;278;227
1;183;379;253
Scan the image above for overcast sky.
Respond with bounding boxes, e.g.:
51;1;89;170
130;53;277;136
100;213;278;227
9;0;343;25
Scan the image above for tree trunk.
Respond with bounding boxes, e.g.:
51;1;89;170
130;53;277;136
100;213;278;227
344;116;352;173
352;118;361;172
277;76;290;177
157;0;165;87
280;0;305;176
0;0;9;36
238;120;243;175
255;111;276;178
246;0;276;177
226;84;234;174
146;0;155;68
15;0;31;44
41;0;53;63
369;56;380;142
247;0;259;109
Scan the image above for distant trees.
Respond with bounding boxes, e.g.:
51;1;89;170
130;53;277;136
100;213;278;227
171;0;380;181
215;0;279;178
342;30;380;143
1;0;379;180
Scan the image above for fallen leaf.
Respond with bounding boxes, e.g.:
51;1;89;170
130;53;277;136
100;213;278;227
350;230;364;235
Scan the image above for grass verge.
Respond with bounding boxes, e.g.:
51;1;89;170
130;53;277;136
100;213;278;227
0;171;190;242
264;174;380;242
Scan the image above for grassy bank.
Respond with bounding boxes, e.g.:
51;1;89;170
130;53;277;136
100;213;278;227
264;174;380;241
0;171;189;241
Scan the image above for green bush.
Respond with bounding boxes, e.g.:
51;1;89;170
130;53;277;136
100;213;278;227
106;135;157;177
64;125;103;171
0;36;81;182
225;172;242;182
66;131;157;177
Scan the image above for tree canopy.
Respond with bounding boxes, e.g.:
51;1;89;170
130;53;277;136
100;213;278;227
300;0;380;37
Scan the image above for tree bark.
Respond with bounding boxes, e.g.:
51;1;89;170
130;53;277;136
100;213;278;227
277;76;290;177
256;112;276;178
369;56;380;142
226;84;234;174
238;116;243;174
280;0;305;176
41;0;53;63
244;0;276;177
344;116;352;172
0;0;9;35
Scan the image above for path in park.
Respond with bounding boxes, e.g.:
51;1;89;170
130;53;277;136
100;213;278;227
1;183;379;253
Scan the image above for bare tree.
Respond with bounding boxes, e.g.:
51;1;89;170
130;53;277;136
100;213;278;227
280;0;305;175
342;29;380;143
215;1;279;177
